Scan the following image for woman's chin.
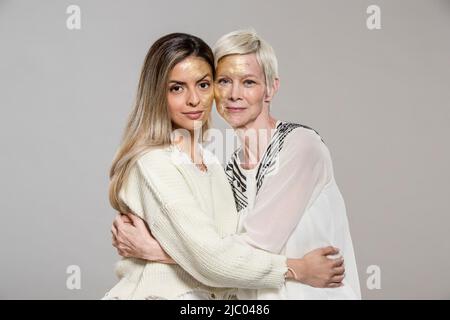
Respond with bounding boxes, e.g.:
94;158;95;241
172;120;206;135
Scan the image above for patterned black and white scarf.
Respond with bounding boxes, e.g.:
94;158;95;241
225;121;323;212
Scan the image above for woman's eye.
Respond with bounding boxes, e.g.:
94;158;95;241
170;85;183;93
217;78;230;85
199;82;210;89
243;80;256;87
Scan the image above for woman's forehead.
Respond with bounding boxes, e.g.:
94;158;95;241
216;54;263;78
170;56;212;80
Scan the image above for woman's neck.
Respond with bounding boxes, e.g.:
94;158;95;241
173;130;203;165
236;113;277;170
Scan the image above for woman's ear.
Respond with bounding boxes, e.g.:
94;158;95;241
264;78;280;103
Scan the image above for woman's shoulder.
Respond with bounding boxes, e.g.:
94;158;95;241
281;122;328;156
280;122;334;183
126;145;179;182
136;145;173;166
127;145;192;195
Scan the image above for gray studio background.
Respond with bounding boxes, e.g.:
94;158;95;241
0;0;449;299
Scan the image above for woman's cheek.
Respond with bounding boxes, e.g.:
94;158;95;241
214;87;227;113
168;95;184;113
167;97;184;124
201;90;214;110
245;86;265;103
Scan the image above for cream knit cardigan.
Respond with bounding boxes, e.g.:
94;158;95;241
103;145;287;299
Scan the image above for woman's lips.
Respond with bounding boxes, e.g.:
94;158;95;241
183;111;204;120
225;106;246;113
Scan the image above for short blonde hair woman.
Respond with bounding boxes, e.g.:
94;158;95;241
213;28;278;94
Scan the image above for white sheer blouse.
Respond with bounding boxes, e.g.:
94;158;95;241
229;123;361;299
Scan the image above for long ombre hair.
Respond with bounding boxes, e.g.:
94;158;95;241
109;33;214;213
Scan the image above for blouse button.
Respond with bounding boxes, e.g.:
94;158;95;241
210;293;216;299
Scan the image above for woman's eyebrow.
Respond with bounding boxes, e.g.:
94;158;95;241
240;73;258;78
168;73;211;85
196;73;211;82
168;80;185;85
215;73;258;78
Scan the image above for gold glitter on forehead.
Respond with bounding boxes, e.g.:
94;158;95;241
216;54;263;79
170;56;212;81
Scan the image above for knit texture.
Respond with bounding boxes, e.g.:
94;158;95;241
103;145;287;299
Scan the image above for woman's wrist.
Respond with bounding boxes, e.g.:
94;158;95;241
286;258;306;282
141;240;164;262
142;242;175;264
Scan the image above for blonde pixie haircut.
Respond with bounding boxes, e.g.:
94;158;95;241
213;29;279;92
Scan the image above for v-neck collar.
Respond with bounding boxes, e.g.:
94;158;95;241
235;120;283;172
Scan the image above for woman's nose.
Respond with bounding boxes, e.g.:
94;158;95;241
230;83;241;101
187;90;200;107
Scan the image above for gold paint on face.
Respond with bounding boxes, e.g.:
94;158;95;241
214;54;267;129
218;55;251;78
167;56;214;132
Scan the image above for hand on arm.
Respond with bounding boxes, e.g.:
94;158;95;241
110;211;345;287
286;246;345;288
129;156;287;289
111;213;176;264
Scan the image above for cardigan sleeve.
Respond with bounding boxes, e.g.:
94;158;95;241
119;149;287;289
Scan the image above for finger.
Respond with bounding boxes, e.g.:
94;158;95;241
127;213;146;228
111;225;118;238
331;257;344;267
131;214;151;232
321;246;339;256
114;215;125;230
113;217;119;230
116;214;125;226
120;214;133;224
118;245;130;257
112;236;120;248
333;266;345;276
126;213;140;225
328;282;343;288
331;274;345;283
111;230;118;243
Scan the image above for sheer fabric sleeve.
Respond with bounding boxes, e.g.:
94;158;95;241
235;129;332;253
